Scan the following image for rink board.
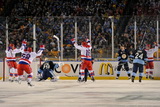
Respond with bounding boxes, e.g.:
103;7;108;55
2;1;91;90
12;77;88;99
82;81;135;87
1;61;160;80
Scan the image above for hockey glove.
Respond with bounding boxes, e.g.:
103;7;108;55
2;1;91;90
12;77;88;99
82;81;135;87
22;39;27;46
129;58;133;64
144;60;148;65
71;38;75;44
85;38;90;43
8;47;12;51
40;45;45;50
153;42;160;47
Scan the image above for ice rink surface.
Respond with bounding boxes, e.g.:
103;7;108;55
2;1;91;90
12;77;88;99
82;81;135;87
0;80;160;107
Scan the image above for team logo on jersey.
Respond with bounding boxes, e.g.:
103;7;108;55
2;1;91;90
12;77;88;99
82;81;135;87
43;63;50;69
122;54;127;59
99;63;114;75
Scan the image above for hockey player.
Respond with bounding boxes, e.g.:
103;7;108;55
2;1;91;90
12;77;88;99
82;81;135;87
81;39;95;82
116;44;131;79
71;38;95;82
17;45;45;86
37;60;59;82
5;40;27;82
131;46;148;83
145;42;158;79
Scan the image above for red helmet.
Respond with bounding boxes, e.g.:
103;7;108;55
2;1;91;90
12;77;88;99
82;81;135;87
81;42;90;48
81;42;87;47
9;44;15;48
24;47;32;52
146;44;151;48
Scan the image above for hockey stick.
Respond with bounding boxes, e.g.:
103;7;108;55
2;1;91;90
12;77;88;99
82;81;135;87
65;74;78;77
52;35;60;61
140;31;147;47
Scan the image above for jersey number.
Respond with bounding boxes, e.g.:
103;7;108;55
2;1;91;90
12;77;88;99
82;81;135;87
21;53;31;59
135;53;143;59
86;49;91;56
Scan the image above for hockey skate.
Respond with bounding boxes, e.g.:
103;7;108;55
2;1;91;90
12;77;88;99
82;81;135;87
77;77;81;82
50;78;58;82
38;78;44;81
131;76;135;83
139;76;142;83
116;74;120;79
149;75;154;80
128;73;131;79
27;82;34;87
116;77;119;79
9;79;14;82
91;76;95;82
79;78;85;82
15;79;21;84
146;75;149;79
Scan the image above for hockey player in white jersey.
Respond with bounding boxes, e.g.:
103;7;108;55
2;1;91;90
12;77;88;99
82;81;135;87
5;40;27;82
71;38;95;82
145;42;159;79
17;45;45;86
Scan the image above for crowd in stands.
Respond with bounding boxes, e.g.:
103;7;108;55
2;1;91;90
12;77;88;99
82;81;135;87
0;0;128;59
10;0;126;17
0;0;159;59
133;0;160;16
0;0;4;15
122;0;159;51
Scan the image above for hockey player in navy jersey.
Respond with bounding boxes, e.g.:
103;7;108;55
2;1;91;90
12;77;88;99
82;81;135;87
116;44;131;79
131;46;148;83
37;60;59;82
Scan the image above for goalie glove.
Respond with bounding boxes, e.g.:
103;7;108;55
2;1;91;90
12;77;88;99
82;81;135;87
85;38;90;43
38;69;43;74
40;45;45;50
71;38;75;44
22;39;27;46
54;63;59;69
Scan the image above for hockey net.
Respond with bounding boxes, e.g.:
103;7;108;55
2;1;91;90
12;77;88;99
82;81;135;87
2;57;42;81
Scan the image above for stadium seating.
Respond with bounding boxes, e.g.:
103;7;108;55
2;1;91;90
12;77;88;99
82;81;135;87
0;0;159;59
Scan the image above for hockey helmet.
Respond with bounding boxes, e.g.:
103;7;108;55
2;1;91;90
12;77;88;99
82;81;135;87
25;47;32;52
81;42;87;47
27;47;32;52
9;44;15;49
146;44;151;48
